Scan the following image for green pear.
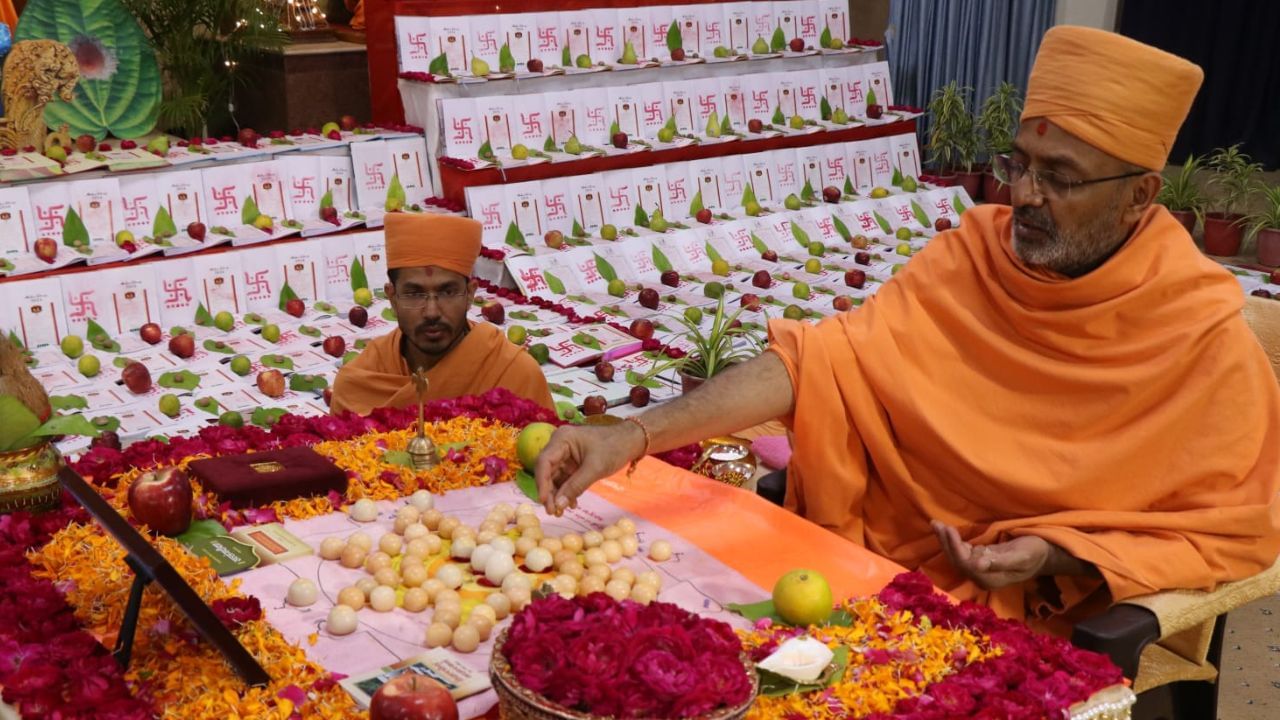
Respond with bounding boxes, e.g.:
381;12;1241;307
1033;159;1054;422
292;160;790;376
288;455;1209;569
784;194;802;210
565;135;583;155
620;41;638;65
657;126;676;143
789;115;805;130
832;107;849;125
575;54;593;69
752;37;770;54
607;279;627;297
705;111;721;138
648;211;668;233
901;176;919;193
471;57;491;77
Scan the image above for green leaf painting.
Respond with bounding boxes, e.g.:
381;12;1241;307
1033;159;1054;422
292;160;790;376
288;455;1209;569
386;173;406;208
16;0;161;140
651;245;673;273
62;208;88;247
610;120;620;137
350;258;369;291
544;272;566;295
594;254;618;282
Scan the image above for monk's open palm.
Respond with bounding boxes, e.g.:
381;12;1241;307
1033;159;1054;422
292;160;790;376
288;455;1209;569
932;521;1052;591
534;425;634;515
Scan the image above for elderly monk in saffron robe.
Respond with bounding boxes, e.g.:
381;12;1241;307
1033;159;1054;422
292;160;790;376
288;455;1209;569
534;26;1280;634
331;214;553;415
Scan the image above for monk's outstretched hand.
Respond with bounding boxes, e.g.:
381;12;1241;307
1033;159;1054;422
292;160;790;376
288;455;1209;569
535;423;646;516
931;521;1053;591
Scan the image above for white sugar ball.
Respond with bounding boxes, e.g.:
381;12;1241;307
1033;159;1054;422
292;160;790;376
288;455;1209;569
402;587;430;613
286;578;318;607
489;536;516;556
583;530;603;548
583;548;607;567
403;523;430;542
649;540;673;561
451;536;476;560
484;592;511;619
601;540;622;563
471;544;496;572
369;585;397;612
349;498;378;522
524;547;554;573
326;605;358;635
605;579;631;601
501;572;532;593
485;553;517;585
409;490;435;512
560;533;584;552
319;537;345;560
616;518;636;534
603;525;623;541
347;532;373;552
630;584;657;605
435;563;464;589
620;536;639;558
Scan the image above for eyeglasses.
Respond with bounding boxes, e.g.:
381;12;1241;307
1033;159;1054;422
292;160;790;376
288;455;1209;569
395;287;467;308
993;154;1147;199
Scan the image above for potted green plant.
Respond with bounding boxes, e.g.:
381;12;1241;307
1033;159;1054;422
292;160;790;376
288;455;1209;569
1156;154;1207;235
976;82;1023;205
662;295;765;394
1204;145;1262;257
926;82;981;199
1246;184;1280;267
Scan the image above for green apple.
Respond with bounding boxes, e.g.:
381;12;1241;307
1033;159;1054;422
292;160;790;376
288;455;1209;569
683;307;703;325
511;144;529;160
321;122;341;137
60;335;84;359
752;37;770;54
575;53;593;69
782;304;805;320
896;242;912;256
77;354;100;377
804;258;822;274
792;281;811;299
213;311;234;332
354;287;374;307
600;224;618;240
808;242;825;256
784;194;802;210
261;324;281;343
789;115;805;130
607;278;627;297
703;281;725;299
230;355;251;376
657;126;676;143
158;393;181;418
219;410;245;428
714;46;731;58
471;57;491;76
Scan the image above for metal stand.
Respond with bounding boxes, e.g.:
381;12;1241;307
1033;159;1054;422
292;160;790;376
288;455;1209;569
113;555;152;668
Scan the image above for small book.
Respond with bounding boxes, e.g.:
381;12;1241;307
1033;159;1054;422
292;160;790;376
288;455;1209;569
340;649;491;708
187;446;347;507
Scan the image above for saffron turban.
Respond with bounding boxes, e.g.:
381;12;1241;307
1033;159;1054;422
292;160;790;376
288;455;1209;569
385;213;482;276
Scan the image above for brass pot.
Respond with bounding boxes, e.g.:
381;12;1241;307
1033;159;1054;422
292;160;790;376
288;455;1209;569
0;441;63;513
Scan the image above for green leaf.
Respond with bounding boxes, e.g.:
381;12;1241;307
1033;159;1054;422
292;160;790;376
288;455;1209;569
771;27;786;52
594;254;618;282
289;374;328;392
741;182;758;209
666;20;682;51
689;190;704;217
514;469;539;501
843;176;855;195
727;599;780;622
192;304;213;328
202;338;233;354
383;449;414;468
549;383;574;398
351;258;369;291
152;206;177;238
386;173;407;207
62;208;89;247
499;43;516;72
544;272;566;294
88;415;120;433
177;519;230;544
241;196;260;225
790;222;810;246
382;307;397;322
85;318;110;344
319;190;333;209
260;354;295;370
721;113;732;135
750;233;770;254
832;216;852;241
866;88;878;107
820;27;833;49
800;180;815;202
873;211;892;234
297;325;320;338
561;46;572;67
891;167;904;187
772;106;785;125
277;283;299;312
50;395;88;411
704;242;724;264
953;193;969;214
542;135;557;152
610;120;620;137
22;412;100;442
504;222;527;250
16;0;161;139
910;200;931;227
572;332;602;350
477;141;494;161
429;53;450;76
634;205;650;227
625;369;663;389
820;97;832;121
652;245;674;273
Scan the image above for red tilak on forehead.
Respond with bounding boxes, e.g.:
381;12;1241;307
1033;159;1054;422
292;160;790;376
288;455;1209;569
424;267;435;276
1036;120;1048;135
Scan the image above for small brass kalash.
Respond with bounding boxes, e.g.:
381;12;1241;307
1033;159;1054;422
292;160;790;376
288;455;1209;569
406;367;438;470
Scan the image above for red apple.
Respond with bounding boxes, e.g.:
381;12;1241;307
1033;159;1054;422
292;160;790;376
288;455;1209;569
168;333;195;359
74;134;95;153
187;221;207;241
761;250;778;262
320;206;340;225
323;388;333;406
866;104;883;119
327;129;342;141
237;127;259;147
285;298;305;318
526;58;544;73
34;237;57;263
582;395;607;415
369;673;458;720
844;269;866;289
612;132;628;149
121;361;152;394
854;251;871;265
348;306;369;327
629;318;655;340
127;467;193;536
832;295;854;312
695;208;713;224
1250;288;1272;299
660;270;680;287
544;230;565;249
822;186;841;203
1270;268;1280;285
638;288;660;310
748;118;764;133
97;143;111;152
752;270;772;289
740;293;761;311
91;430;122;451
257;369;285;398
480;301;505;324
139;322;162;345
340;115;359;131
934;217;952;232
789;38;805;52
594;361;615;382
323;336;346;358
629;386;651;407
670;48;685;62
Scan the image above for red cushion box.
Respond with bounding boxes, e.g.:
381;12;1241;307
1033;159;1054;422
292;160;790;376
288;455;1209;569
187;447;347;508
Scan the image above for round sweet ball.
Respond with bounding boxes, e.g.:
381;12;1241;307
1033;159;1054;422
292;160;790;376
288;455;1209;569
393;516;413;535
515;514;540;531
494;502;516;521
435;563;465;589
630;583;657;605
409;490;435;512
484;553;517;585
560;533;584;553
369;585;397;612
471;603;498;625
616;517;637;534
539;537;564;554
452;623;480;653
434;588;461;608
424;535;444;554
583;530;604;548
405;538;432;559
437;517;461;539
421;578;446;601
636;571;662;590
373;568;400;588
421;508;444;530
515;503;537;518
424;622;452;648
346;532;373;552
611;568;636;587
552;574;578;598
318;537;345;561
402;563;429;588
515;536;538;557
484;592;512;620
356;577;378;598
506;586;533;611
476;530;498;545
286;578;318;607
586;563;612;582
553;550;577;569
605;579;631;601
501;572;532;594
336;586;366;611
450;536;477;561
349;498;378;522
364;551;393;574
396;505;422;524
601;540;623;564
521;527;545;543
649;540;673;562
470;544;496;573
433;605;462;630
402;587;431;613
467;613;493;641
403;523;430;542
327;605;358;636
379;533;404;556
524;547;554;573
620;536;640;558
583;548;607;568
558;560;585;581
489;536;516;556
339;545;367;569
602;525;623;541
579;576;606;596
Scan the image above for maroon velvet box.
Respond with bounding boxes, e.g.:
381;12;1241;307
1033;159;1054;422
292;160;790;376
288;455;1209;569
187;447;347;508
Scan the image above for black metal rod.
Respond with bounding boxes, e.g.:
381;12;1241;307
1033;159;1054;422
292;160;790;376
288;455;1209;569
113;564;151;668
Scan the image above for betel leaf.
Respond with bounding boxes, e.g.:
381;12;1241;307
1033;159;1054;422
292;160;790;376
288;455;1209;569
241;196;261;225
499;42;516;72
277;283;299;312
544;272;566;295
820;27;833;49
652;245;674;272
561;46;572;67
319;190;334;209
386;173;407;206
791;222;810;245
610;120;620;137
85;318;110;343
873;211;892;234
634;205;650;227
429;53;451;76
727;599;779;622
832;215;852;241
350;257;369;291
543;135;557;152
891;167;904;187
572;332;601;350
514;469;539;502
866;88;878;107
594;254;618;282
153;206;177;238
844;176;855;195
666;20;682;52
771;27;786;52
800;180;816;202
704;242;724;264
23;412;100;441
720;114;732;135
62;208;89;247
910;200;931;227
820;97;832;121
194;303;214;326
663;115;677;132
741;182;758;208
50;394;88;411
157;370;200;390
953;193;969;214
625;369;663;389
250;406;287;428
549;383;574;398
504;222;527;249
689;190;704;217
16;0;161;140
772;106;785;125
571;219;586;238
751;233;770;254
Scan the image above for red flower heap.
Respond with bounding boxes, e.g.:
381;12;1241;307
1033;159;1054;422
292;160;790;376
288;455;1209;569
504;594;753;718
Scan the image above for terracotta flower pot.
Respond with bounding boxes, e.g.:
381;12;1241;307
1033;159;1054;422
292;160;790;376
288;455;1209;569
1168;210;1198;236
679;368;708;394
955;170;984;202
1257;227;1280;267
982;169;1011;205
1202;213;1244;257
